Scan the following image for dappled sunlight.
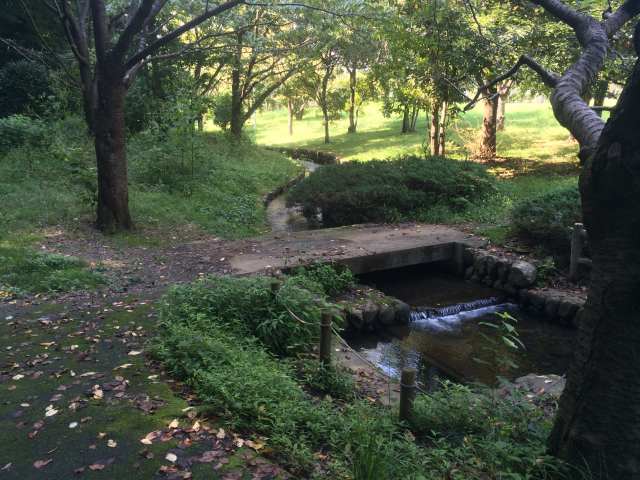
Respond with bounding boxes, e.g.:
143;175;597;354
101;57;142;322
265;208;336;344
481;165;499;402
255;102;579;164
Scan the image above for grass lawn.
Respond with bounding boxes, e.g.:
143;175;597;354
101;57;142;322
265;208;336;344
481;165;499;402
252;101;579;163
251;101;581;234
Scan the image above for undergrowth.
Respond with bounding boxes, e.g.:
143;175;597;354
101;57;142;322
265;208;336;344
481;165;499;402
152;269;573;479
0;115;301;240
0;243;104;294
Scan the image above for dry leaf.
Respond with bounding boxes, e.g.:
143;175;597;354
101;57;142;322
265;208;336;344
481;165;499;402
165;453;177;463
168;419;179;429
33;459;52;469
107;439;117;448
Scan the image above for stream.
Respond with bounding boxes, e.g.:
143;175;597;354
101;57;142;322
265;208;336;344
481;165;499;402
352;264;576;387
266;159;320;233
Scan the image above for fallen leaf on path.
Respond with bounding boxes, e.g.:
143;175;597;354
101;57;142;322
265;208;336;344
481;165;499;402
128;350;142;356
33;459;52;469
165;453;177;463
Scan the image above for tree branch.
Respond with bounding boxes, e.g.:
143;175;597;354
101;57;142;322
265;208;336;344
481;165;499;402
465;55;558;111
125;0;244;71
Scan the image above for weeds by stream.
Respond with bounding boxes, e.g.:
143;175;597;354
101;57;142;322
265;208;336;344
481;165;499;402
153;266;573;479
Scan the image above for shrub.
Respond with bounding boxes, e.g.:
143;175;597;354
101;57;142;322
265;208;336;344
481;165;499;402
158;274;336;356
0;115;46;152
0;60;51;117
511;184;581;255
288;263;355;297
212;93;233;130
287;155;497;227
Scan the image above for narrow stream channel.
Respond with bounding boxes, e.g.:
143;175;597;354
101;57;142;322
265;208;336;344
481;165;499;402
352;263;576;387
266;159;320;233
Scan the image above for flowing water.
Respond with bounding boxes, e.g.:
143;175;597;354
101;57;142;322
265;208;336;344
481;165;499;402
266;160;320;233
351;264;576;387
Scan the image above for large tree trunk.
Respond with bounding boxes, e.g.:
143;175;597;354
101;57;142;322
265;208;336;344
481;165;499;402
438;101;447;156
477;92;498;160
347;67;357;134
94;69;132;232
548;59;640;478
429;103;440;156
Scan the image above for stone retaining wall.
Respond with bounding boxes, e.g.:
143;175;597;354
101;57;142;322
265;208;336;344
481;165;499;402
461;247;584;327
336;286;410;332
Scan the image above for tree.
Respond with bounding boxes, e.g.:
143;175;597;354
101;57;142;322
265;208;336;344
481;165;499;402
336;22;379;134
475;0;640;475
223;5;306;137
278;72;313;135
46;0;243;232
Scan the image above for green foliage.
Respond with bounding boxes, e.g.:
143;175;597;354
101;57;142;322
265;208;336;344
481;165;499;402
293;359;355;400
0;115;300;239
0;244;104;294
288;263;355;297
0;115;46;152
0;116;96;234
511;184;581;254
155;273;570;479
0;60;51;117
409;382;563;479
212;93;234;131
158;274;334;356
287;155;497;226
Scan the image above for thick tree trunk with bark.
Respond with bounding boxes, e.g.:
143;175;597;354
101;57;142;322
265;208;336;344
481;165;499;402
548;58;640;478
347;67;357;134
94;67;132;232
477;92;498;160
429;103;440;156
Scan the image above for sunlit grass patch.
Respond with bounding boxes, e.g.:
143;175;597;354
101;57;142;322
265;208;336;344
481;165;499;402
0;239;104;294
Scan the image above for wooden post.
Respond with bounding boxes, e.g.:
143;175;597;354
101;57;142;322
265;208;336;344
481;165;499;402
319;312;332;366
399;368;417;423
569;223;584;281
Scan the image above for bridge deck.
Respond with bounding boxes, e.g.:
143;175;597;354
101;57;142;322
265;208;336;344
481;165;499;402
230;223;485;275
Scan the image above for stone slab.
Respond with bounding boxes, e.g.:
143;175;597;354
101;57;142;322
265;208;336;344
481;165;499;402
229;224;485;276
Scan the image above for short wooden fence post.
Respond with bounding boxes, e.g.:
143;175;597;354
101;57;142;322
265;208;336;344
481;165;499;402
569;222;584;281
319;312;332;366
399;368;417;423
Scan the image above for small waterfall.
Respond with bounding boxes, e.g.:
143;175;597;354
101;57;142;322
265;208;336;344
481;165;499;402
410;297;517;331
